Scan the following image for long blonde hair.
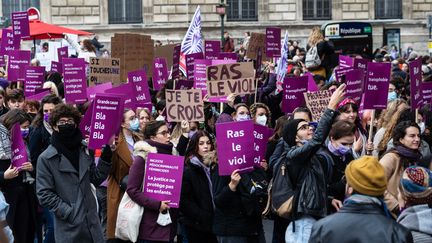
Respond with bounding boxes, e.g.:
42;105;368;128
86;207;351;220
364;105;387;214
377;99;408;129
377;106;409;155
308;27;324;46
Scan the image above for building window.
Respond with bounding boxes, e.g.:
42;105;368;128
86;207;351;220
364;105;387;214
227;0;258;21
303;0;331;20
2;0;40;19
375;0;402;19
108;0;142;24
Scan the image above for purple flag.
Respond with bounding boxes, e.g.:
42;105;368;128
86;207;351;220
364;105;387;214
354;58;368;71
24;66;45;97
253;124;273;167
88;94;123;149
51;61;63;74
143;153;185;208
152;57;169;90
106;83;135;109
339;55;353;68
63;58;87;104
0;29;20;55
7;50;30;82
179;6;203;76
409;58;423;109
172;44;181;79
335;67;355;82
26;90;51;101
12;11;30;39
282;76;308;113
10;122;28;169
205;40;221;60
218;52;238;61
57;46;68;62
86;82;112;101
186;52;204;82
363;62;391;110
79;101;94;137
216;120;255;176
194;59;211;96
265;27;281;58
345;69;364;104
128;69;151;105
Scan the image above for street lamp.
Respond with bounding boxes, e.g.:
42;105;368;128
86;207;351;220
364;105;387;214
216;1;227;47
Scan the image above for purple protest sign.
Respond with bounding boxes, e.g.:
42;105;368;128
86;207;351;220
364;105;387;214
175;80;194;90
0;29;20;56
26;90;50;101
218;52;238;61
152;57;169;90
345;69;364;104
194;59;211;96
7;50;30;82
128;69;151;105
51;61;63;74
57;46;68;62
143;153;185;208
282;76;308;113
79;101;94;137
86;82;112;101
172;44;181;79
409;58;423;109
88;94;123;149
216;120;255;176
12;11;30;39
211;59;237;65
354;58;368;71
205;40;221;60
421;82;432;105
63;58;87;104
10;122;28;169
363;62;391;110
253;124;273;166
339;55;353;68
35;88;51;94
305;72;319;92
0;56;5;67
186;52;204;82
265;27;281;58
24;66;45;97
106;83;135;109
335;67;355;82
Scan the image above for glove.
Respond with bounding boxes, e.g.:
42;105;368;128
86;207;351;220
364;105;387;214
100;145;113;163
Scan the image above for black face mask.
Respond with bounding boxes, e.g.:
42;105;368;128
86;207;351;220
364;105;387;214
57;124;76;137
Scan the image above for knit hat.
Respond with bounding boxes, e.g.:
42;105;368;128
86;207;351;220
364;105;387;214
400;166;432;205
282;119;305;147
345;156;387;196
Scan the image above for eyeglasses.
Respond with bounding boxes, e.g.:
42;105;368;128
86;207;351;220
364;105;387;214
156;130;170;136
297;124;313;131
57;119;75;126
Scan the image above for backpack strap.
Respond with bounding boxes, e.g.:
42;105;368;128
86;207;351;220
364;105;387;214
316;150;334;179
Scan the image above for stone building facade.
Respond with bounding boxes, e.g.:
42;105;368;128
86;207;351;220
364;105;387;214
2;0;431;54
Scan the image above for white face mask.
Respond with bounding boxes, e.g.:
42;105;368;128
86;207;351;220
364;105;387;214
256;115;267;126
236;114;250;122
156;115;165;121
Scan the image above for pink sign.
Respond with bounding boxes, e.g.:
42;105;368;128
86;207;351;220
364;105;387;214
0;29;20;55
24;66;45;97
409;58;422;109
79;101;94;137
128;69;151;105
7;50;31;82
152;57;169;90
305;72;319;92
265;27;281;58
193;59;211;96
86;82;113;101
12;11;30;39
11;122;28;169
282;76;308;113
253;124;273;166
354;58;368;72
345;69;364;104
25;91;51;101
204;40;221;60
335;67;355;82
106;83;135;109
63;58;87;104
57;46;68;62
339;55;353;68
217;52;237;61
51;61;63;74
143;153;185;208
186;52;204;82
363;62;391;110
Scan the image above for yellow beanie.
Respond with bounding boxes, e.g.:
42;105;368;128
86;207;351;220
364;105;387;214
345;156;387;196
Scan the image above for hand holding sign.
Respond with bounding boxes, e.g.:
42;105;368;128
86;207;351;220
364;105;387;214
328;84;346;110
4;165;19;180
20;162;33;172
228;169;241;192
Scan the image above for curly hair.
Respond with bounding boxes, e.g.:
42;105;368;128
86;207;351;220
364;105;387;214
250;103;271;124
49;104;82;127
377;99;408;129
308;26;324;47
378;108;414;155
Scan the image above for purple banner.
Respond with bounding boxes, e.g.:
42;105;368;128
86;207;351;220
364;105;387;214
335;67;355;82
12;11;30;39
51;61;63;74
354;58;368;71
128;69;151;105
186;52;204;82
216;120;255;176
7;50;30;82
152;57;169;90
218;52;237;61
57;46;68;62
253;124;273;166
143;153;185;208
363;62;391;110
24;66;45;97
86;82;112;101
282;76;308;113
194;59;211;96
172;44;181;79
106;83;135;109
345;69;364;104
265;27;281;58
88;94;123;149
26;90;50;101
11;122;28;169
409;58;423;109
339;55;353;68
79;101;94;137
205;40;221;60
0;29;20;55
63;58;87;104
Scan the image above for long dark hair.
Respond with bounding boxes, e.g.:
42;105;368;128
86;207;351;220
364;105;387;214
144;121;167;139
31;95;62;128
185;130;214;161
3;109;32;131
392;121;420;147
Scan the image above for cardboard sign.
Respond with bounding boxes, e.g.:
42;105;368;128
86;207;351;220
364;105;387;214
143;153;185;208
63;58;87;104
206;62;256;98
216;120;255;176
128;69;151;105
247;32;267;60
165;89;204;122
154;44;177;69
172;44;181;79
79;101;94;137
89;57;121;86
88;94;123;149
57;46;68;62
12;11;30;39
24;66;45;97
265;27;281;58
304;90;333;121
281;76;308;113
0;29;20;55
10;123;28;169
186;52;204;82
339;55;353;68
253;124;273;166
345;69;364;104
86;82;112;101
152;57;169;90
7;50;31;82
363;62;391;110
205;40;221;60
194;59;211;96
51;61;62;74
409;58;423;109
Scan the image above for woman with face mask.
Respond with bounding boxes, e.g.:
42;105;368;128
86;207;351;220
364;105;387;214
233;103;250;122
250;103;271;127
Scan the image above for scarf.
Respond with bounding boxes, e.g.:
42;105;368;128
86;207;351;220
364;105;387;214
395;145;422;161
0;124;11;160
344;194;391;218
398;204;432;236
51;128;83;172
43;120;53;135
145;139;173;155
189;156;215;208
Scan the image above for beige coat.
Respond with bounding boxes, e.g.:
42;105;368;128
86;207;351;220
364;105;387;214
379;152;405;211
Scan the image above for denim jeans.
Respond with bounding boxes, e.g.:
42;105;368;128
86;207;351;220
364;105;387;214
285;216;316;243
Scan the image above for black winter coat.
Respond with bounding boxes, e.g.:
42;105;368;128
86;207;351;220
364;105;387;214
28;125;51;168
309;202;413;243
